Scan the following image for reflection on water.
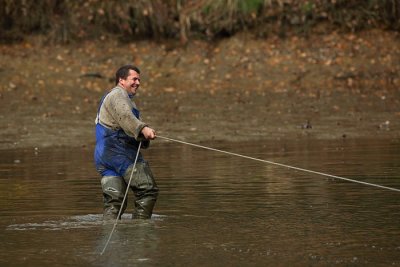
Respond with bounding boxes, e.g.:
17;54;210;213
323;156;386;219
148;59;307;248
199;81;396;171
0;138;399;266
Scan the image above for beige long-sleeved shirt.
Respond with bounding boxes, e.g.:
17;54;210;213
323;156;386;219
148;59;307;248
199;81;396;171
95;86;147;139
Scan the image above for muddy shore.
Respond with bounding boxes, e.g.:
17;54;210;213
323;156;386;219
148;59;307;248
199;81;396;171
0;30;399;150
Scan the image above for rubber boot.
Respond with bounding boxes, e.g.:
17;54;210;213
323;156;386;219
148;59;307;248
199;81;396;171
124;161;159;219
101;176;127;220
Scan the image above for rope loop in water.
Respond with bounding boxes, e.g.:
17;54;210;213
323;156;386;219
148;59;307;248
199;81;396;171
100;141;142;255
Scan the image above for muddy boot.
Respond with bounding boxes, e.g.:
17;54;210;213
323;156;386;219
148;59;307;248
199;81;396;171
124;162;159;219
101;176;128;220
132;195;158;219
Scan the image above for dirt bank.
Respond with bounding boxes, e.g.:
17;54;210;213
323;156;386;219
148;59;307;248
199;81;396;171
0;30;399;149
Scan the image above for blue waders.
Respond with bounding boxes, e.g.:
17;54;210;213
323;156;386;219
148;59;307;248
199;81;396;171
94;94;158;219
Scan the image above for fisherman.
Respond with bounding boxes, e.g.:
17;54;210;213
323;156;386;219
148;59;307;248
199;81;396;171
94;64;158;220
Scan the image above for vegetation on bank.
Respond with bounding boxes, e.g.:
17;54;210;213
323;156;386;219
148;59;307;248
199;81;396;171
1;0;400;43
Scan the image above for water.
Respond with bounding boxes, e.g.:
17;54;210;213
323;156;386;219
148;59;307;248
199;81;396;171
1;138;400;266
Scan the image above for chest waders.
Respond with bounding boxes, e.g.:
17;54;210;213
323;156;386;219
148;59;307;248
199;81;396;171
94;92;159;220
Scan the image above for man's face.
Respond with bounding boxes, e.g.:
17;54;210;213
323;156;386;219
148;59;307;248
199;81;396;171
120;69;140;95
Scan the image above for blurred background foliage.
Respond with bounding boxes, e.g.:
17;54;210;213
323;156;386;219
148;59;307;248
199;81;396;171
0;0;399;43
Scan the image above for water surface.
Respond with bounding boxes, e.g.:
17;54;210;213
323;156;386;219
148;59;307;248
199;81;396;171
1;138;399;266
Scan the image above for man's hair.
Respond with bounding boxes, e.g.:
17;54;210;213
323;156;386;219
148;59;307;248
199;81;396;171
115;65;141;85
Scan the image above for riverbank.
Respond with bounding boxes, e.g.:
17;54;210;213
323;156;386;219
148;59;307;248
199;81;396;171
0;29;399;149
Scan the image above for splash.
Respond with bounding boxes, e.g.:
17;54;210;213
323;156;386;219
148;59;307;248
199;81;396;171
6;214;166;231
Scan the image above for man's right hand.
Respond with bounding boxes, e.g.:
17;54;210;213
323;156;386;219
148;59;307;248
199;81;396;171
141;126;156;140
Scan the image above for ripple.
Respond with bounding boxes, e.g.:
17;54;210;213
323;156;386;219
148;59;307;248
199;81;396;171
6;213;167;231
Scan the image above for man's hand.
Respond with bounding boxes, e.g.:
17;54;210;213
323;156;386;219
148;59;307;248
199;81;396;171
141;126;156;140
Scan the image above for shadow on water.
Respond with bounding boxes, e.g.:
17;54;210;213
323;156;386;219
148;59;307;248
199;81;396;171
1;138;400;266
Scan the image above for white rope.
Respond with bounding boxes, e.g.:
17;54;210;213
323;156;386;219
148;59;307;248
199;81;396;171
100;141;142;255
157;135;400;193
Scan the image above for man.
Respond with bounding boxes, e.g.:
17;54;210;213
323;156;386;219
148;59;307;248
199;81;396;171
94;64;158;220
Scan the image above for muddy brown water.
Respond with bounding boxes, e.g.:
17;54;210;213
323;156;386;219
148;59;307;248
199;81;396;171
1;138;399;266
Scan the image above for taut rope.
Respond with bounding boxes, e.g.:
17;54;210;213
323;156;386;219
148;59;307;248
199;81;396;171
157;135;400;193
